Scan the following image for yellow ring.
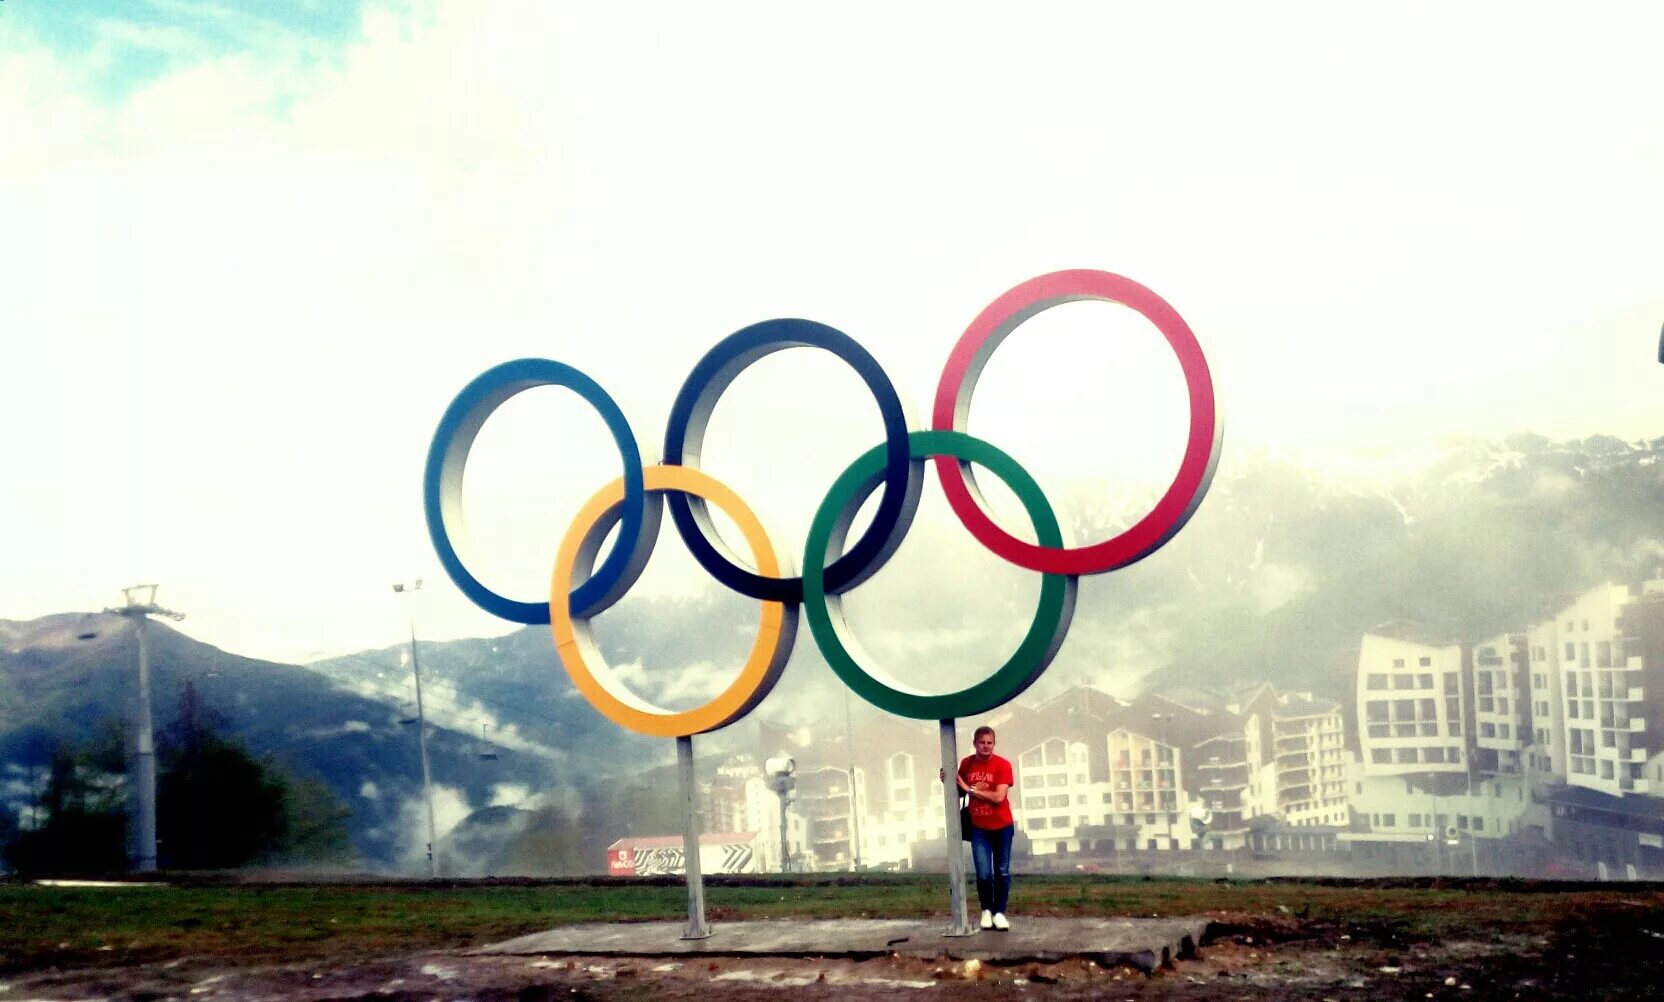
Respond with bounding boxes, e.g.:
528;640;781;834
549;464;796;737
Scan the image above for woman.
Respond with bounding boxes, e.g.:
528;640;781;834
956;725;1015;930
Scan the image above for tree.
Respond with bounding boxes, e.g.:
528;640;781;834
3;742;126;875
156;680;354;869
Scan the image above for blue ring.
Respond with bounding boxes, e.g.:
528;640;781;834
423;358;647;623
662;318;919;603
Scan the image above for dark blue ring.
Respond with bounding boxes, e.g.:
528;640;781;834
423;358;647;623
662;319;919;603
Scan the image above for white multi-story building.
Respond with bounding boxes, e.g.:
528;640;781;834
1271;694;1349;826
1014;735;1104;855
1357;630;1468;778
1471;632;1530;777
1525;614;1569;785
1538;584;1650;798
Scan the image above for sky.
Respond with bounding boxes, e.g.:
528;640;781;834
3;0;1662;668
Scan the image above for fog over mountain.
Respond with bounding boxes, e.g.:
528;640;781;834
5;431;1661;871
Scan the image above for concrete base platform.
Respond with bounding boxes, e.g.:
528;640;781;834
476;917;1212;973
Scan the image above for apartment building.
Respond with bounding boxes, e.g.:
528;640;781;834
1471;632;1531;777
794;765;865;869
1356;628;1469;778
1270;693;1349;826
1539;584;1650;798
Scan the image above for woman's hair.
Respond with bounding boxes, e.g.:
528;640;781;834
973;725;996;741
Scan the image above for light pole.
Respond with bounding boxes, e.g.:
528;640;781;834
106;584;183;873
843;688;862;870
766;756;795;873
393;579;438;878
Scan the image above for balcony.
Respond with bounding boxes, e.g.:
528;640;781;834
1632;718;1648;733
1629;747;1649;763
1628;688;1646;702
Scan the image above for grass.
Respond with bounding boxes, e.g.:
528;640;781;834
4;874;1663;974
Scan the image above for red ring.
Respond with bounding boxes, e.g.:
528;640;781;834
930;269;1221;576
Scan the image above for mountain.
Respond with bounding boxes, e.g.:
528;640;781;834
1089;432;1664;699
6;431;1661;872
0;614;565;867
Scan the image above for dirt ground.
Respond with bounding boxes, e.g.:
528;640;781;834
6;912;1663;1002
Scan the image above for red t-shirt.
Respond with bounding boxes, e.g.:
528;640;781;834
958;753;1015;830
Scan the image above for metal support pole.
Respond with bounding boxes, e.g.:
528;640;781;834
938;719;975;937
777;789;790;873
130;616;157;872
105;585;178;874
844;688;862;870
409;621;438;878
677;735;711;939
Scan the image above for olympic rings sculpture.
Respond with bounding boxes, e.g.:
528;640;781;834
424;270;1221;737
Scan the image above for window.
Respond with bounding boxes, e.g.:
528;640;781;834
1371;750;1391;763
1393;658;1406;668
1396;748;1418;763
1021;749;1043;767
1032;817;1047;829
1367;674;1389;690
1044;742;1066;766
1566;643;1576;661
1366;701;1389;722
1444;674;1459;695
1418;673;1434;689
1048;794;1070;808
1473;817;1484;832
1426;747;1446;763
1392;675;1415;690
1383;814;1396;827
1409;812;1423;826
1046;774;1068;787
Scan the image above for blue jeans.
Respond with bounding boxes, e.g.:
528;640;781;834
969;824;1014;914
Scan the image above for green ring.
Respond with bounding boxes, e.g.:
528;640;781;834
803;429;1078;720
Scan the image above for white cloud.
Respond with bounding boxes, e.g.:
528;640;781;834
2;0;1661;668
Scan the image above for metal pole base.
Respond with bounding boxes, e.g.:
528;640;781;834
938;718;976;937
677;736;712;940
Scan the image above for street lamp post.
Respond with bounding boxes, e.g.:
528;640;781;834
843;688;862;870
766;756;795;873
393;579;438;878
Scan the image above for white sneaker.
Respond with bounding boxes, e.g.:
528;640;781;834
979;909;993;930
992;912;1010;931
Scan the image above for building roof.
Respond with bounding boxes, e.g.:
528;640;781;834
1274;693;1340;717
